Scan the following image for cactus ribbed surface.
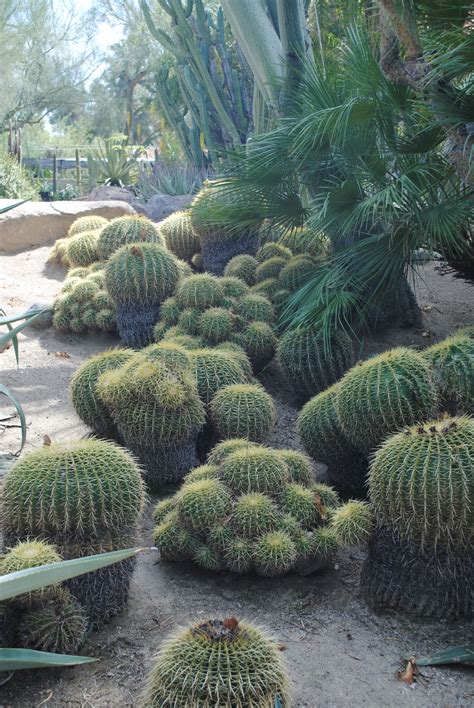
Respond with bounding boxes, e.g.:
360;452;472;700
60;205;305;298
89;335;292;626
220;276;250;298
278;256;316;292
70;348;133;440
256;256;288;282
176;273;224;310
198;307;233;344
68;215;107;238
210;383;275;442
423;334;474;414
177;479;233;533
206;438;259;466
97;215;165;260
158;211;200;262
277;328;354;399
336;348;439;453
20;588;87;654
105;243;180;348
66;230;100;268
234;322;276;372
143;618;290;707
297;383;368;495
256;243;292;263
220;448;289;495
190;348;249;404
277;450;313;487
235;294;274;325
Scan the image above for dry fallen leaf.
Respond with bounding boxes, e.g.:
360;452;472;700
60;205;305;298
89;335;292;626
397;659;417;685
54;351;71;359
43;435;52;447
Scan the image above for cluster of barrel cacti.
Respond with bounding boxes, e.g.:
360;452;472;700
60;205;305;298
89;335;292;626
152;438;354;577
53;263;116;334
1;438;145;631
48;215;108;268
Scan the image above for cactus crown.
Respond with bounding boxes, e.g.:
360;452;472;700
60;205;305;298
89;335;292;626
256;242;292;262
158;211;199;261
176;273;224;310
256;256;288;282
66;230;100;268
97;215;165;260
105;242;180;305
190;348;249;404
422;334;474;414
236;294;274;324
143;617;290;707
2;439;145;538
210;383;276;443
68;215;108;238
278;256;317;291
224;254;258;285
369;415;474;551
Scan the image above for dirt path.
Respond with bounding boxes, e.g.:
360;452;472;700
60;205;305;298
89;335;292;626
0;246;473;707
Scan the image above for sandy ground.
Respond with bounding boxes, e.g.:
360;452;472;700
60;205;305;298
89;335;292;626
0;245;473;707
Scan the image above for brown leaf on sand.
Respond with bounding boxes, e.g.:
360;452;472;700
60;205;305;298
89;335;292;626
397;659;417;685
313;494;327;520
43;435;52;447
223;617;239;631
54;351;71;359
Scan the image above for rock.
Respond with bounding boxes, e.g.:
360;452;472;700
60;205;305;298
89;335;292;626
0;200;135;253
414;248;444;263
143;194;193;222
85;186;135;203
25;303;54;329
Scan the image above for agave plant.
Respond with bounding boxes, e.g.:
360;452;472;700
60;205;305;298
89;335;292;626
88;134;143;188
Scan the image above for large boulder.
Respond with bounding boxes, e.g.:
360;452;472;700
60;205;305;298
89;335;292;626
0;199;135;253
143;194;193;221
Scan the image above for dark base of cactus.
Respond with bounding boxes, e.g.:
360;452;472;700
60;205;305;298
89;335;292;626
115;303;161;349
326;456;369;498
201;231;261;275
361;525;473;619
196;418;219;463
129;434;200;488
66;557;136;629
366;277;422;331
294;555;334;576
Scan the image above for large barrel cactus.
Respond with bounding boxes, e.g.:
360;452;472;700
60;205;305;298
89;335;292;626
361;416;474;618
2;439;145;626
97;215;165;260
277;328;355;400
105;242;180;348
336;347;439;453
298;383;368;496
158;211;200;262
97;347;206;486
191;185;261;275
142;617;290;707
209;383;276;442
422;333;474;414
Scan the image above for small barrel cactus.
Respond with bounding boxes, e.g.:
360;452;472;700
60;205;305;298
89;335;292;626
256;256;288;282
422;333;474;414
235;294;275;325
336;347;439;453
98;353;205;486
220;276;250;298
70;348;133;440
234;322;276;372
191;186;261;274
224;254;258;285
176;273;224;310
142;617;290;707
105;243;180;348
2;439;145;626
210;383;276;442
158;211;200;261
20;587;87;655
278;256;317;292
97;215;165;260
66;230;100;268
361;416;474;618
68;215;108;237
198;307;233;344
256;243;292;263
277;328;355;400
0;540;62;607
298;383;368;495
190;348;249;404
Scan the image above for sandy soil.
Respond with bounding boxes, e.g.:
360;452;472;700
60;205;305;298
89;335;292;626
0;245;473;707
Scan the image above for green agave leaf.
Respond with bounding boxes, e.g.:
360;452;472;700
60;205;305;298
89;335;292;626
0;548;140;601
0;648;96;671
0;384;26;454
0;200;29;215
0;307;53;326
416;645;474;667
0;308;53;364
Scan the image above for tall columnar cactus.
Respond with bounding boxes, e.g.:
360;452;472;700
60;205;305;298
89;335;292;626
98;352;205;486
97;215;165;260
158;211;200;262
191;185;261;274
66;230;100;268
298;383;368;496
142;617;290;707
2;439;145;626
336;348;439;453
105;243;180;348
360;416;474;618
210;383;276;442
70;348;133;440
277;328;355;400
422;334;474;414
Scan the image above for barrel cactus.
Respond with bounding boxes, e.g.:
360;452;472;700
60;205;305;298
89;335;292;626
158;211;200;262
235;294;275;326
336;347;439;453
190;348;249;404
224;254;258;285
97;215;165;260
68;215;108;237
105;243;180;348
98;352;205;486
191;185;261;275
423;333;474;414
66;230;100;268
70;348;133;440
176;273;224;310
0;540;62;607
360;416;474;618
210;383;276;442
277;328;355;400
278;256;317;292
198;307;233;344
298;383;368;496
2;439;145;626
256;257;288;282
234;322;276;373
142;617;290;707
256;243;292;263
152;440;342;578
